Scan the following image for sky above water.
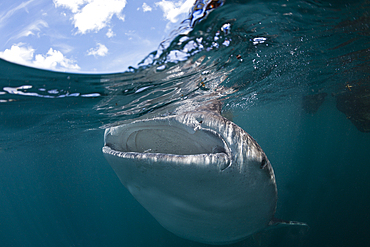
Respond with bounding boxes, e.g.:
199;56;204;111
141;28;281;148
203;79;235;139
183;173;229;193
0;0;194;73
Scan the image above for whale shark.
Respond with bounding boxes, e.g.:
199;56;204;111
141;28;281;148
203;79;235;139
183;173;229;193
102;101;306;245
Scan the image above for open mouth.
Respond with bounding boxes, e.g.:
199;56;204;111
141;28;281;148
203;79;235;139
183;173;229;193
104;117;230;156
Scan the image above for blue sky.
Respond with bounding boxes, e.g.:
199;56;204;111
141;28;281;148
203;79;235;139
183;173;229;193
0;0;194;73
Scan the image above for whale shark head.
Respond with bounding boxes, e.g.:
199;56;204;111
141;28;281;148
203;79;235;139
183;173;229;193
103;104;279;244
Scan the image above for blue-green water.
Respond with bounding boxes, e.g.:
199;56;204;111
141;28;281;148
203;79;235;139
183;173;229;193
1;0;370;246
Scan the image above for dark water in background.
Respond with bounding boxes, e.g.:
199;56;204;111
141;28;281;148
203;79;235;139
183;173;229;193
1;0;370;246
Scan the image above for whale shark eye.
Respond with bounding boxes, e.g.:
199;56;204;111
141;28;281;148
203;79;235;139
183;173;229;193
260;156;267;169
196;117;203;123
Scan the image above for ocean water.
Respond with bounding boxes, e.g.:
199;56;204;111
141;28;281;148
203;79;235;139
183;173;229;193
1;0;370;246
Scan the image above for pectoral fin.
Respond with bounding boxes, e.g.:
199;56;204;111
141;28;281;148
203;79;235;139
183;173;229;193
268;217;309;233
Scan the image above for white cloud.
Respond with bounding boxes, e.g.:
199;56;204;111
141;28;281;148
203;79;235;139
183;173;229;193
0;43;34;63
53;0;127;34
53;0;85;13
53;43;75;54
0;0;35;26
12;20;48;40
116;12;125;22
106;28;115;38
142;3;152;12
0;43;80;71
87;43;108;57
155;0;193;23
34;48;80;70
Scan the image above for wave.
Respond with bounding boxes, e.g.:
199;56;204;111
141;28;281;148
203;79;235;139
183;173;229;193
0;0;369;130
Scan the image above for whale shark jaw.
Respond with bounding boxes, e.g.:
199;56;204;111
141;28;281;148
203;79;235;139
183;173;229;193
103;109;278;245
